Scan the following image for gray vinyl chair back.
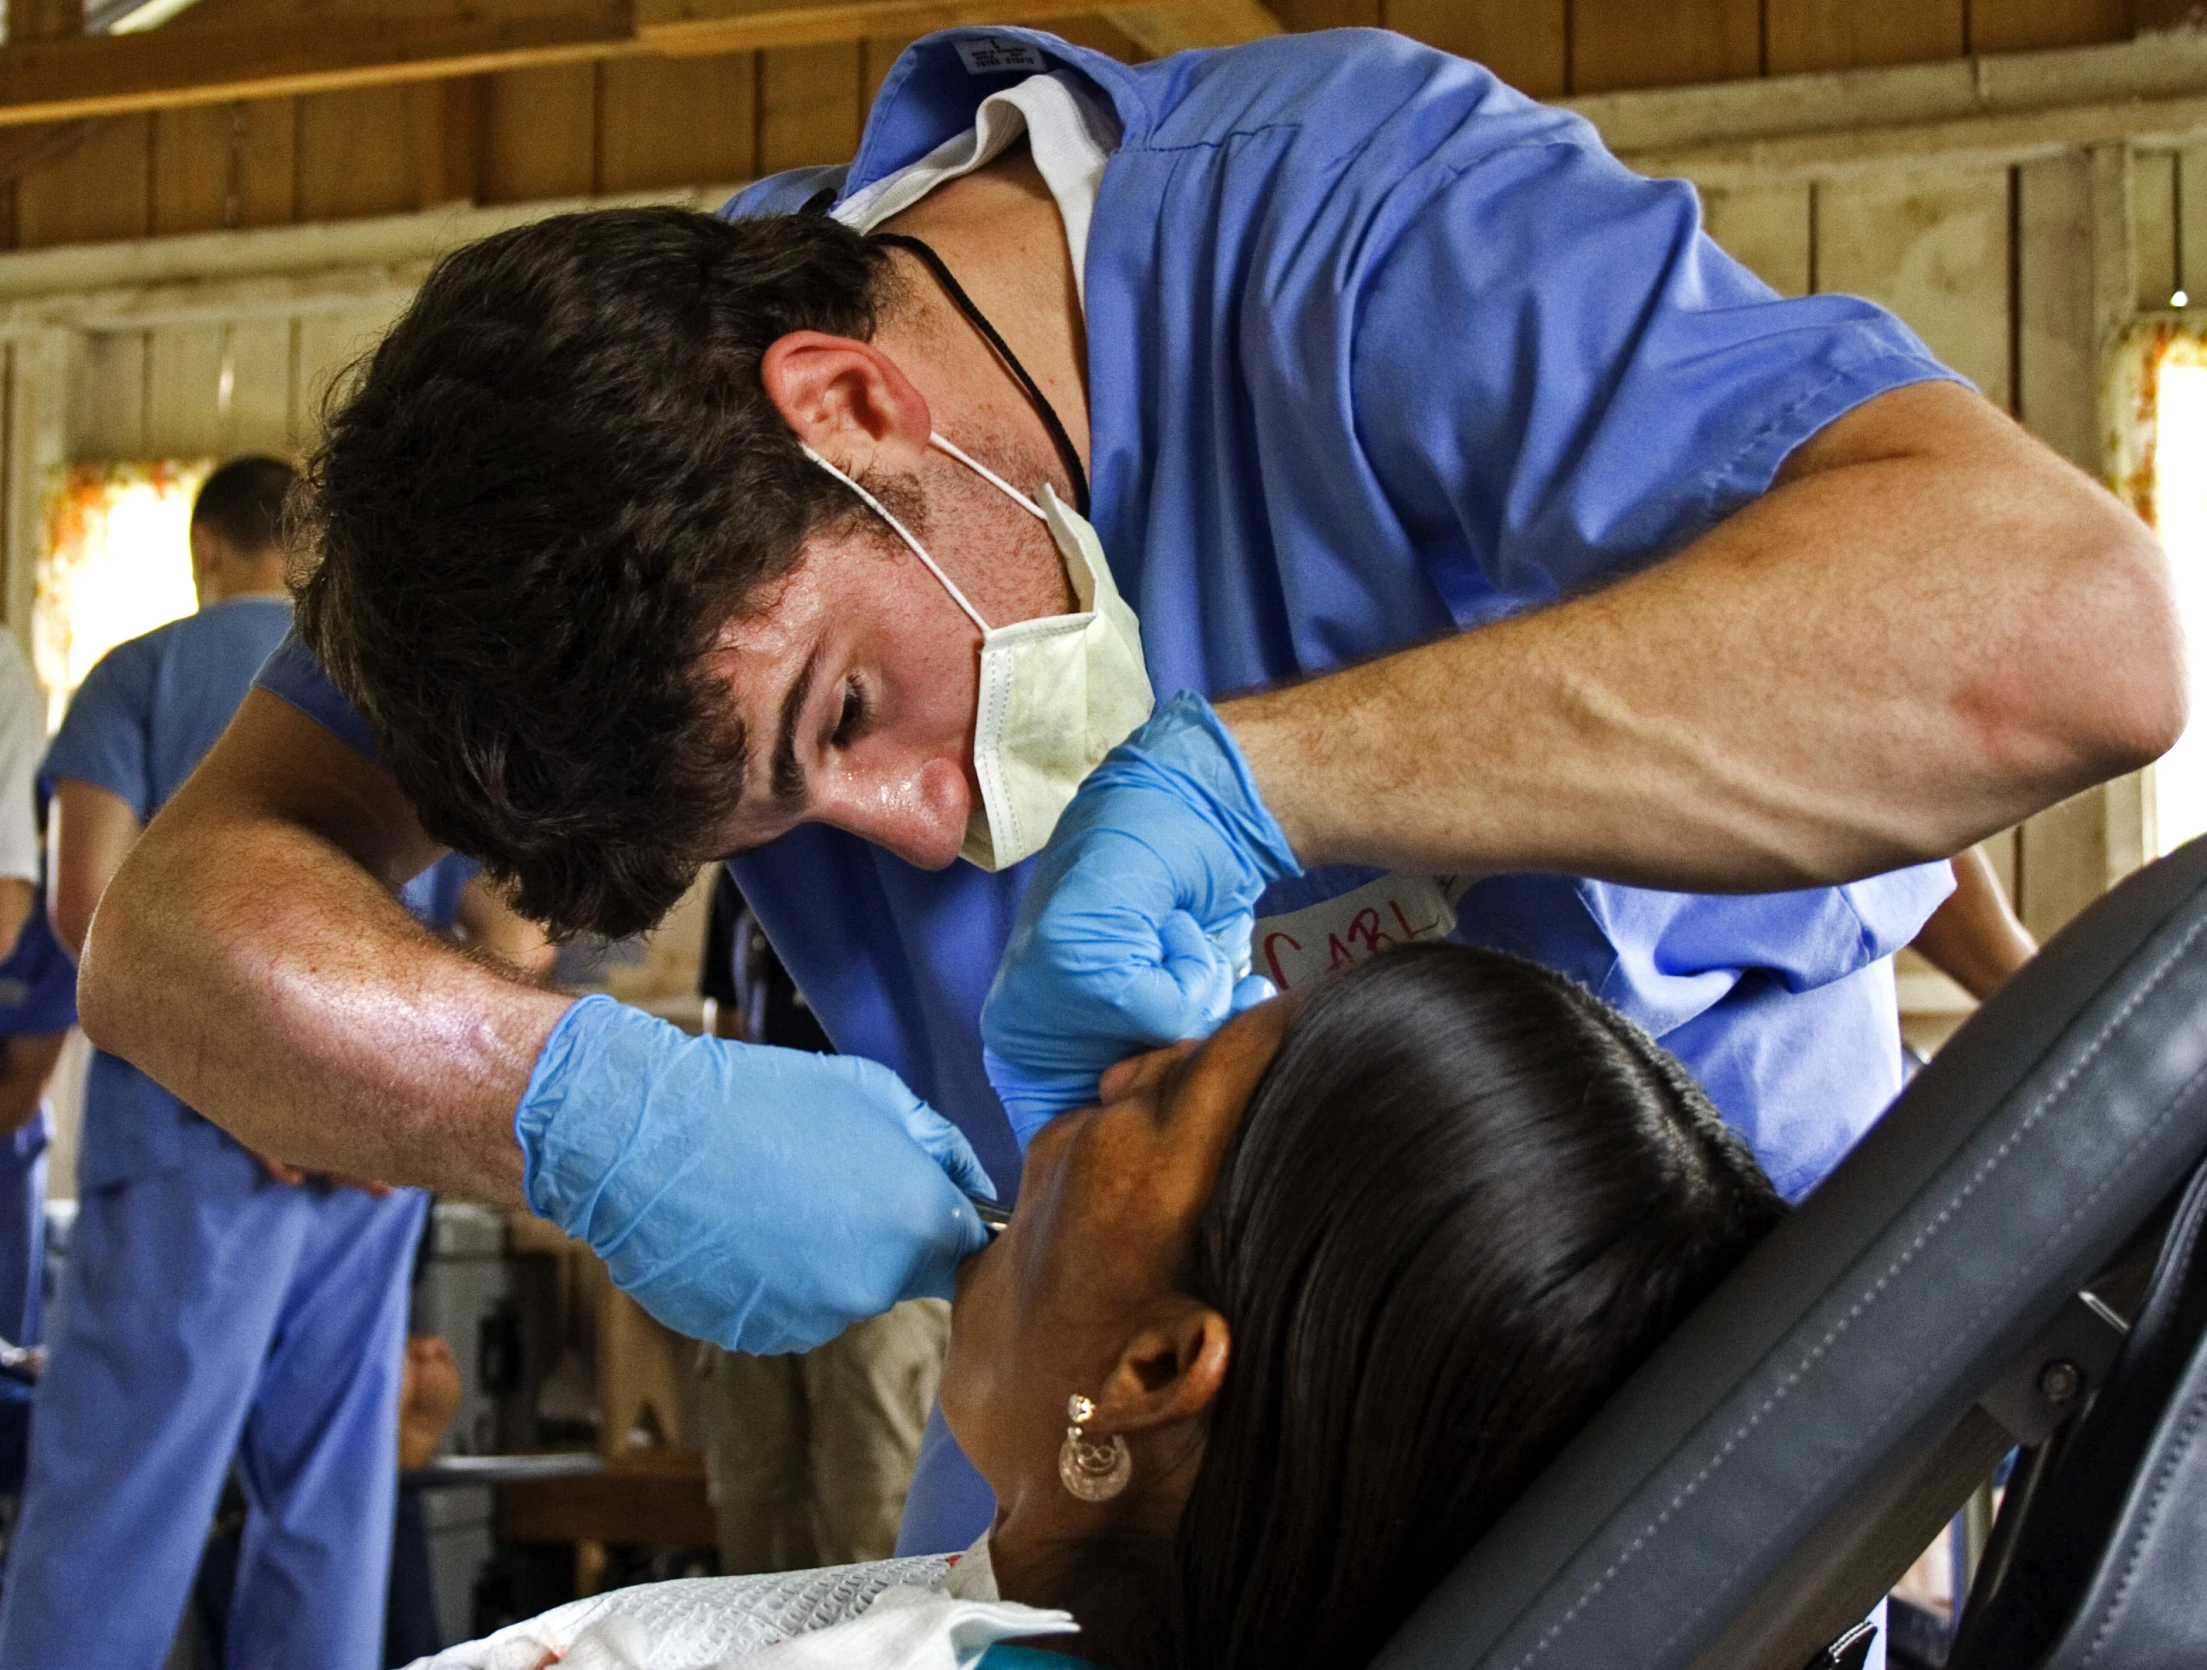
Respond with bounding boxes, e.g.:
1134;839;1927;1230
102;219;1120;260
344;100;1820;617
1369;834;2207;1670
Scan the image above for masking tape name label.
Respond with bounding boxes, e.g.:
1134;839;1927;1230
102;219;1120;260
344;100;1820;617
956;37;1047;75
1253;873;1471;992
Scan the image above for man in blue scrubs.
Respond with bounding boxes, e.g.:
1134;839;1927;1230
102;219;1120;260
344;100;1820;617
77;28;2179;1559
0;457;427;1670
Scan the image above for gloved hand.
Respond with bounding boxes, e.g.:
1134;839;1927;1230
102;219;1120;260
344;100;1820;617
516;995;993;1354
981;691;1301;1145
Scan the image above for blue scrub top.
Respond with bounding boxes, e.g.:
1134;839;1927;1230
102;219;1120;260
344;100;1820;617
258;25;1959;1203
401;852;481;937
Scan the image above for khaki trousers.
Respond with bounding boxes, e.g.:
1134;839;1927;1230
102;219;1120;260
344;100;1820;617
695;1297;950;1572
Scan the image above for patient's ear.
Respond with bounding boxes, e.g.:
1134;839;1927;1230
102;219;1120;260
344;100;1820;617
1095;1296;1230;1432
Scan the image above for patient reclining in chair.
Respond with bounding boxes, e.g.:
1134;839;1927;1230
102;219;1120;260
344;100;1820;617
418;943;1786;1670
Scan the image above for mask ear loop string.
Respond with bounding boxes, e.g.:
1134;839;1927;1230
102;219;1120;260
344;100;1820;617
868;230;1092;518
800;442;997;634
927;433;1050;525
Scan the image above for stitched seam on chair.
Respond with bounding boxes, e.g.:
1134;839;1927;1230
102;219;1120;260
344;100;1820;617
2075;1388;2207;1666
1505;910;2207;1670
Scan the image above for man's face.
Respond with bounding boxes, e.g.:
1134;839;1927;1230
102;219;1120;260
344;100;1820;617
704;447;1074;867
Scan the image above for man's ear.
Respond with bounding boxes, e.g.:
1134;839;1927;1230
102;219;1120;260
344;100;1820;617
758;330;933;467
187;524;222;591
1094;1295;1231;1434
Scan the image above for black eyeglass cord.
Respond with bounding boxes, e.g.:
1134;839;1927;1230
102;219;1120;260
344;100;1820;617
867;229;1091;517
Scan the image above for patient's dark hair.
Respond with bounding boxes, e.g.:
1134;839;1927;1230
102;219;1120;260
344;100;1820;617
1063;943;1787;1670
292;208;896;939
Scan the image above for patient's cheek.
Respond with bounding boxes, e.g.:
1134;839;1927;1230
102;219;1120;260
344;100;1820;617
937;1308;996;1471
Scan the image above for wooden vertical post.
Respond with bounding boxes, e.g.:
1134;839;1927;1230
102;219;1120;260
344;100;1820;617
2;329;63;664
3;0;83;276
2089;142;2136;352
2016;152;2096;471
2089;142;2152;900
595;1276;699;1464
2015;141;2153;941
413;76;482;209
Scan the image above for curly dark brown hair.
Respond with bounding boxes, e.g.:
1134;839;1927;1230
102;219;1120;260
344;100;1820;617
293;206;897;939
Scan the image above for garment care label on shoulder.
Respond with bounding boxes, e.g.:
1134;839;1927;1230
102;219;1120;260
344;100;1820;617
956;36;1047;75
1253;874;1473;991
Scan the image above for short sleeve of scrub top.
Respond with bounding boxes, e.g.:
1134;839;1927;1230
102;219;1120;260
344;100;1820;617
1339;132;1963;613
255;632;380;759
45;635;162;822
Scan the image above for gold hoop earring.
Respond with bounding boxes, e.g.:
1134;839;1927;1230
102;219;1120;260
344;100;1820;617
1058;1394;1131;1502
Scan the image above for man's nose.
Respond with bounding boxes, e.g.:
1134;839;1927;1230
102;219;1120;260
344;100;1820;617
813;755;971;870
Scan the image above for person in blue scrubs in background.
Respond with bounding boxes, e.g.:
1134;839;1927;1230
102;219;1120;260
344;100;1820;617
76;26;2180;1567
0;457;429;1670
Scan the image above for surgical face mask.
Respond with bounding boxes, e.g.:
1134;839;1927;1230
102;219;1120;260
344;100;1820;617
800;436;1154;870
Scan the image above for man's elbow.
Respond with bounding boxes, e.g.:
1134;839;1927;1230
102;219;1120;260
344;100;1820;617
1989;505;2187;787
2070;513;2188;773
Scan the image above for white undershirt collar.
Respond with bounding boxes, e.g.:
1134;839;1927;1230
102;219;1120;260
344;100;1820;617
831;72;1118;313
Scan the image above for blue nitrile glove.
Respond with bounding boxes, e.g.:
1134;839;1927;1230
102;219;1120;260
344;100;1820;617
981;692;1301;1146
516;995;994;1354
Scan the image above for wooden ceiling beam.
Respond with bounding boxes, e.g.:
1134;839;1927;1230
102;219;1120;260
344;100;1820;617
0;0;1282;126
639;0;1282;57
1101;0;1277;55
0;3;634;125
632;0;1125;55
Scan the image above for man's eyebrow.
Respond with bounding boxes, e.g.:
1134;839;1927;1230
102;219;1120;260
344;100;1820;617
772;640;823;808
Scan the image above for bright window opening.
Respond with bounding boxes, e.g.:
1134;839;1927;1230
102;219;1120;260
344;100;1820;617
2113;330;2207;856
35;462;207;732
2158;359;2207;854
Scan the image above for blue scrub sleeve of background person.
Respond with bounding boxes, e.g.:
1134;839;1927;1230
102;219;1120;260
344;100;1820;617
257;632;379;758
45;626;163;821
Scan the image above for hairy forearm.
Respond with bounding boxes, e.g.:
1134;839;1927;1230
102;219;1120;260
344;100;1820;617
77;701;570;1201
82;815;564;1200
1226;385;2181;891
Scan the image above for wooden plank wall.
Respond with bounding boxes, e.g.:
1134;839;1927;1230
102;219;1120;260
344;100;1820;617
66;306;401;459
16;0;2181;466
0;0;2165;258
